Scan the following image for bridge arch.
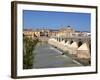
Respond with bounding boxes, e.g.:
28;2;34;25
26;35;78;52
65;40;68;43
89;43;91;54
70;40;73;44
78;41;83;47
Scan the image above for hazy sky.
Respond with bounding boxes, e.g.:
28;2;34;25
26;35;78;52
23;10;91;32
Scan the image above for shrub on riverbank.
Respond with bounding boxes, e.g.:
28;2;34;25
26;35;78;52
23;37;39;69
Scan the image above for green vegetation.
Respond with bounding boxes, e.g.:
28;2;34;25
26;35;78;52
23;36;39;69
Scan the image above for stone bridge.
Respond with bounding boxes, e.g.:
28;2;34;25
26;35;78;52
48;36;91;59
38;36;49;42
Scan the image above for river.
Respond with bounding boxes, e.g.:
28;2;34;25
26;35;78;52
33;42;82;68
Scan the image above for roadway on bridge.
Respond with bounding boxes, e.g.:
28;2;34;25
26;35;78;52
33;42;83;68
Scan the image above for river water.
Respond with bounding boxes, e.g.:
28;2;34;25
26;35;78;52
33;42;82;69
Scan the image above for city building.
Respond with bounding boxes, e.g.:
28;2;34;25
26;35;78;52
56;26;75;38
23;29;40;38
23;26;91;39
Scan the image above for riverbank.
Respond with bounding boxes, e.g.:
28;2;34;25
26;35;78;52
23;37;40;69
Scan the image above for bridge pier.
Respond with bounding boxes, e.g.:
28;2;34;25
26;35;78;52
69;42;78;54
76;43;90;59
48;37;91;59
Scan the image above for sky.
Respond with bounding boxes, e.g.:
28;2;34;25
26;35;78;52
23;10;91;32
